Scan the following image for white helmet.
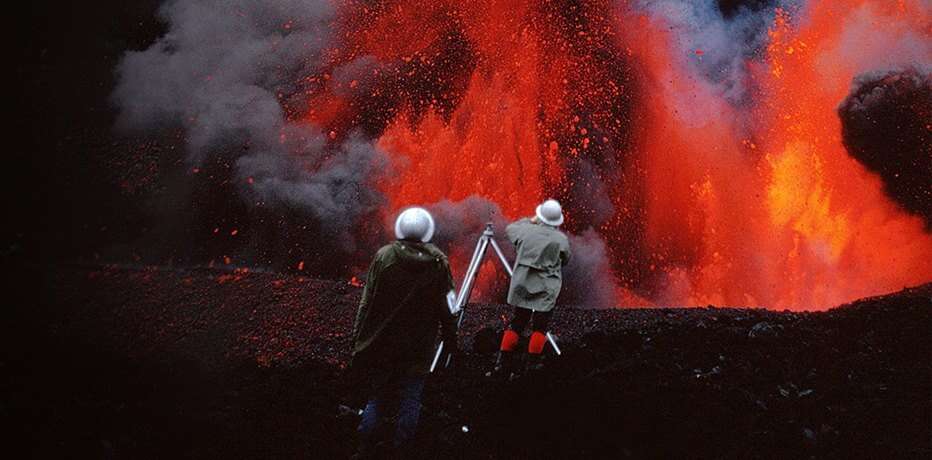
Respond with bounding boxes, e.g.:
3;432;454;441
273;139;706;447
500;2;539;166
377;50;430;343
394;207;435;242
535;199;564;226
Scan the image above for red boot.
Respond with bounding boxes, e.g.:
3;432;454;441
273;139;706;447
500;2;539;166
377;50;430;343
526;331;547;371
500;329;519;352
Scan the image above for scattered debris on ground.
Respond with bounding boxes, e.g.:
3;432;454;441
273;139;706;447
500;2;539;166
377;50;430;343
6;265;930;458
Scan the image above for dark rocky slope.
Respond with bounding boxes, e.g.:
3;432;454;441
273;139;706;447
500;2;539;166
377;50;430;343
5;265;930;458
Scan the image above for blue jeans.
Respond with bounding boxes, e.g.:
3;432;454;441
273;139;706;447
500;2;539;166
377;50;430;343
358;375;426;448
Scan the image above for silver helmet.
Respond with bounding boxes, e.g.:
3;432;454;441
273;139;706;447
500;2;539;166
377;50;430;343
535;199;564;226
394;207;436;243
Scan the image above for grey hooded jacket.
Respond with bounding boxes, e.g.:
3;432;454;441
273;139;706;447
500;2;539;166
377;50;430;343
505;218;571;312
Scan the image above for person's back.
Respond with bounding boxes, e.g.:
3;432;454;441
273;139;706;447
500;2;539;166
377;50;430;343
506;217;571;311
351;207;456;458
496;199;571;377
352;240;455;378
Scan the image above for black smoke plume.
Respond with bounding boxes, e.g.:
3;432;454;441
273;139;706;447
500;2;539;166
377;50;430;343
838;67;932;227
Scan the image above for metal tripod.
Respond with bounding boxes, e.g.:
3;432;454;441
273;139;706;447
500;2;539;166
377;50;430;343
430;223;562;373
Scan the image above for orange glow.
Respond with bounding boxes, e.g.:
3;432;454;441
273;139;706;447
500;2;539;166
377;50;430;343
627;1;932;308
754;3;932;307
303;0;931;309
377;70;545;217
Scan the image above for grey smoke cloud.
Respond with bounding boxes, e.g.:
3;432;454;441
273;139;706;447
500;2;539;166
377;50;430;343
633;0;793;105
425;196;509;256
562;229;619;308
827;4;931;80
112;0;393;254
113;0;335;156
238;131;392;246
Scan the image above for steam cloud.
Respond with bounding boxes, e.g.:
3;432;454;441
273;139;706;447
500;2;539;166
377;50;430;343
112;0;392;267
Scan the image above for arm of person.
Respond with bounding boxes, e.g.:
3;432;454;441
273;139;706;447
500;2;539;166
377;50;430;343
352;254;382;345
437;258;458;348
505;217;533;245
560;236;572;266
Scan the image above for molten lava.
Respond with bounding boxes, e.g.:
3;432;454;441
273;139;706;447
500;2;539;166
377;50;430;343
303;0;931;309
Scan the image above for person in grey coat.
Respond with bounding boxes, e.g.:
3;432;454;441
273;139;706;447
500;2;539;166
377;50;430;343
496;199;571;374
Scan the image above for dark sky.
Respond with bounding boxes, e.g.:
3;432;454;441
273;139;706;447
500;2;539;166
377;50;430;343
11;1;164;261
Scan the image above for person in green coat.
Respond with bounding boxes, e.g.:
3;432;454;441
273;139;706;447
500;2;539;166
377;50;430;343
351;207;458;458
496;199;571;374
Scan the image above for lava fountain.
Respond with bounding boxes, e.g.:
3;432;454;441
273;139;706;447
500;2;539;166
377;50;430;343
115;0;931;310
623;0;931;308
301;0;930;309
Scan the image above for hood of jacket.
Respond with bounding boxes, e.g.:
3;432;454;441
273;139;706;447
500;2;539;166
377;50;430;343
389;240;447;271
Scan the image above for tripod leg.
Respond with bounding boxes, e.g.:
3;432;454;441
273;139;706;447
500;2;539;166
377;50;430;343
443;228;501;368
430;341;444;373
488;238;514;278
455;236;487;307
455;238;488;329
445;237;490;368
546;332;562;355
434;235;485;373
456;237;489;309
464;232;486;276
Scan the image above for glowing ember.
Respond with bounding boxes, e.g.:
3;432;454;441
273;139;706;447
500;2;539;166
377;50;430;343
145;0;929;310
624;1;932;308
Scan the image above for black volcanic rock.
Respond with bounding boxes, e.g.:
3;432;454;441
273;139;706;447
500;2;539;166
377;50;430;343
7;265;931;458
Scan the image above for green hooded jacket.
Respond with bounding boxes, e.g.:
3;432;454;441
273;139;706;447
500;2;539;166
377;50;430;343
506;218;571;312
351;240;457;377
